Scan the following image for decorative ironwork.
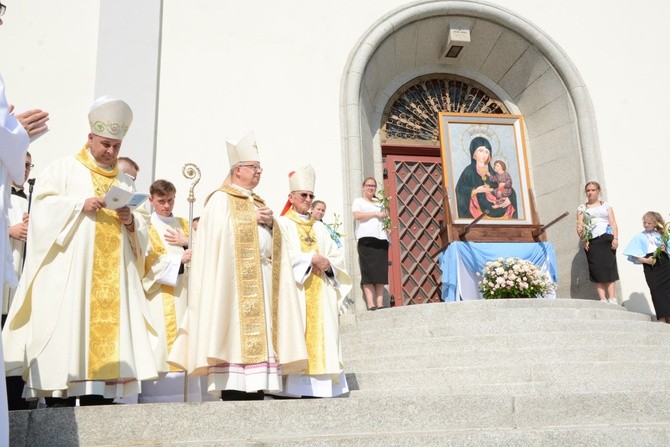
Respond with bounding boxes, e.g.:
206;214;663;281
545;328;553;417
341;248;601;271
386;155;444;305
382;76;507;143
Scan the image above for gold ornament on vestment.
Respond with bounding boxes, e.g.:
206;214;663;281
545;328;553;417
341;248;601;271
284;209;326;373
86;167;121;380
147;218;189;372
223;186;268;364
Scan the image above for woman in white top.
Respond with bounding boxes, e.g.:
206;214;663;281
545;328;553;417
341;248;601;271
352;177;389;310
576;181;620;303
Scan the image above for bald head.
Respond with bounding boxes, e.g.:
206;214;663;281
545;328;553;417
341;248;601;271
117;156;139;181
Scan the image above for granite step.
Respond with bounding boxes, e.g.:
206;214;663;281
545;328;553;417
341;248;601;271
345;344;670;371
10;391;670;446
341;303;649;334
340;319;670;344
342;331;670;358
175;425;670;447
346;377;670;397
346;360;670;390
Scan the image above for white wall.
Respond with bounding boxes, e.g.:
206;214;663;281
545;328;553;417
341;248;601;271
3;0;668;311
156;0;411;219
94;0;162;195
0;1;100;169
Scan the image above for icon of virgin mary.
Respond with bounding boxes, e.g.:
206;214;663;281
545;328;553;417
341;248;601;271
455;136;518;220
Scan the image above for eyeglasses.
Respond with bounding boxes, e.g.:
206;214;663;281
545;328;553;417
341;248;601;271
238;164;262;172
364;184;376;188
298;192;315;200
0;3;6;17
25;163;34;170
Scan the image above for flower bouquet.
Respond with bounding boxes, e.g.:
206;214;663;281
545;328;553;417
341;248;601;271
478;257;556;299
579;213;595;251
374;189;392;232
325;213;344;248
652;218;670;266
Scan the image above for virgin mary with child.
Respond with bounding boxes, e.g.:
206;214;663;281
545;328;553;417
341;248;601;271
455;136;518;220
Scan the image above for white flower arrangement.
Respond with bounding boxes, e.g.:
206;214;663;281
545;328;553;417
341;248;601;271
478;257;556;299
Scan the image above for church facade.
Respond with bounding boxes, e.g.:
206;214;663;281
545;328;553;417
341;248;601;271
2;0;667;315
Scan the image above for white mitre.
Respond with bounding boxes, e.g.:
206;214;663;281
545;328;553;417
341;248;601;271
88;96;133;140
226;131;259;167
289;165;316;192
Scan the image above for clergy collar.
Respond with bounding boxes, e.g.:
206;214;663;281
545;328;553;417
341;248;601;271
229;182;253;197
153;212;175;224
292;209;310;221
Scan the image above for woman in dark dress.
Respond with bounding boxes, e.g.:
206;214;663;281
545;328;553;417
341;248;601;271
576;182;620;303
624;211;670;322
352;178;389;310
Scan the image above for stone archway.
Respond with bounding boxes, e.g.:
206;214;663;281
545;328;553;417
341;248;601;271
340;0;601;309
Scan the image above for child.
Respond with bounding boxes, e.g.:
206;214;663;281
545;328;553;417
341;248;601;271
490;159;512;207
623;211;670;323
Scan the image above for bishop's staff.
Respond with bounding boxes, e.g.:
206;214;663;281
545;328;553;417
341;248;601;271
181;162;201;403
183;163;201;249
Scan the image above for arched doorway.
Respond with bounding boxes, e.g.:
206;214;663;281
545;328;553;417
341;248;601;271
341;1;603;312
381;76;508;305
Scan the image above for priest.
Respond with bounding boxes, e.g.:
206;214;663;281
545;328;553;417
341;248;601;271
168;132;307;399
277;165;352;397
2;96;158;405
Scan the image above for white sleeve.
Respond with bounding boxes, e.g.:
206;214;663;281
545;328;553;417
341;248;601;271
155;254;182;287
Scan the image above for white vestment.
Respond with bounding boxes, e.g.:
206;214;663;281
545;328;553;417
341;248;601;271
277;210;352;397
0;74;30;447
139;212;202;403
2;151;158;399
2;191;28;316
168;185;308;396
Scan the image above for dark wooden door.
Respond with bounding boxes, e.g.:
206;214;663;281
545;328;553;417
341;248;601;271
384;153;444;306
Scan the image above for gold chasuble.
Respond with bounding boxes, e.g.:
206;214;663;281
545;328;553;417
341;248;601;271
283;209;326;374
145;217;189;371
222;185;282;364
76;148;124;380
166;184;308;395
276;208;352;397
3;148;158;399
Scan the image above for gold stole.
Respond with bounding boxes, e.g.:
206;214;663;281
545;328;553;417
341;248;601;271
146;217;189;372
76;147;123;380
220;185;282;364
284;209;326;374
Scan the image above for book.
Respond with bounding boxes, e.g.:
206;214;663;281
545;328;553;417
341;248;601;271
103;185;149;210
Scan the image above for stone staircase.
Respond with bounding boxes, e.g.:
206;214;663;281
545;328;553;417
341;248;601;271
9;299;670;446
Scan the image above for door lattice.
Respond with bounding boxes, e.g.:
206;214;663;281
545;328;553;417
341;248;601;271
386;155;444;305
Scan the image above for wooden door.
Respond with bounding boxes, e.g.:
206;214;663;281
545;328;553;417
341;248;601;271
384;153;444;306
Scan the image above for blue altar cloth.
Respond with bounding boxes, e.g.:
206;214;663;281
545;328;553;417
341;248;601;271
437;242;558;301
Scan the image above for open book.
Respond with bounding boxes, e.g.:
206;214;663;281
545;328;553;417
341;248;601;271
103;185;149;210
